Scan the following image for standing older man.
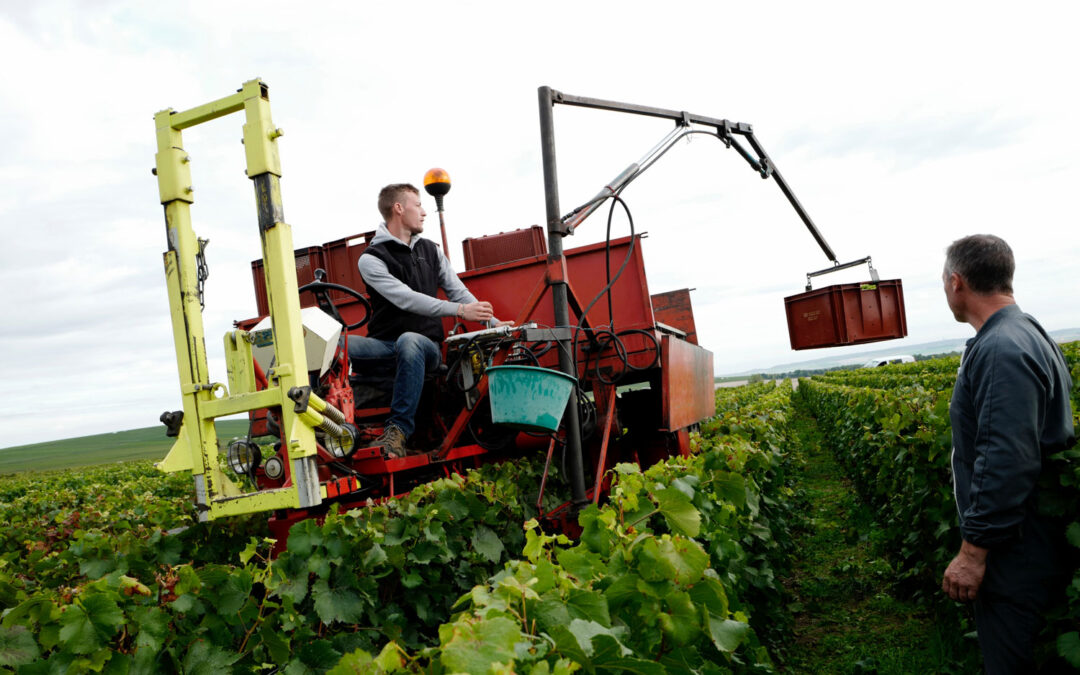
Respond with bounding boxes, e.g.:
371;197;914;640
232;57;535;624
940;234;1075;672
348;183;506;458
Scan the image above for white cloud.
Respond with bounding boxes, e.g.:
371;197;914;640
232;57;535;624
1;0;1078;447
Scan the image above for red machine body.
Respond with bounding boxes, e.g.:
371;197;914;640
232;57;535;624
236;228;715;550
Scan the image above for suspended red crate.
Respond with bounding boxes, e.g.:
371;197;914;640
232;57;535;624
784;279;907;350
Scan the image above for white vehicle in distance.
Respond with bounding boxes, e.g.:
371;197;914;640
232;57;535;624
861;354;915;368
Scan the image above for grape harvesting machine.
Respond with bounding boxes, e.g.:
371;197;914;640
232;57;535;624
153;79;905;550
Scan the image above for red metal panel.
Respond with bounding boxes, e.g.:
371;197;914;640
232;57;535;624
651;288;698;345
459;235;655;335
784;279;907;350
660;335;715;431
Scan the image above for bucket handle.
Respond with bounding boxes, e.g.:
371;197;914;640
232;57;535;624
804;256;878;291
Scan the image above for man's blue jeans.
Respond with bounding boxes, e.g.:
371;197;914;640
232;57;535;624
347;332;441;438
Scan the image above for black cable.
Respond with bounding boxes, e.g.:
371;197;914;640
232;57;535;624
570;194;637;379
583;328;629;385
446;335;484;393
617;328;660;372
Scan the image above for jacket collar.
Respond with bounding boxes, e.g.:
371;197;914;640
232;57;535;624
370;223;418;250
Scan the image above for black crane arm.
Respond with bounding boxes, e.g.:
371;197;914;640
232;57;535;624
548;89;838;263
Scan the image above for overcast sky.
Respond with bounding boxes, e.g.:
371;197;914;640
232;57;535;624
2;1;1078;448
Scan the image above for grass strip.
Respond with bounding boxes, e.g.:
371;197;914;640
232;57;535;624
781;405;969;674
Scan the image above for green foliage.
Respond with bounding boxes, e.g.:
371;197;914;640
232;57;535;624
797;343;1080;669
0;382;802;673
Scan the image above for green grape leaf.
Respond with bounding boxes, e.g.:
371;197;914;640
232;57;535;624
407;541;440;564
273;557;310;605
591;634;666;674
79;553;121;580
687;576;729;617
328;648;374;674
297;639;343;670
471;525;505;564
531;558;558;594
372;642;405;671
564;619;618;657
654;488;701;537
579;504;613;556
312;580;365;625
636;536;709;586
131;606;169;652
259;618;291;665
555;546;604;583
169;592;201;615
0;624;39;667
713;471;746;508
602;573;641;610
286;519;324;557
565;589;611;628
436;491;471;521
548;623;590;665
175;565;202;594
59;593;124;655
182;639;242;675
362;543;388;569
708;617;749;653
1066;522;1080;549
658;590;700;646
441;617;519;672
216;569;253;615
534;596;572;633
671;476;698;500
1059;631;1080;668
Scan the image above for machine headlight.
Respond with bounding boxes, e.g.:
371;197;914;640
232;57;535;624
227;439;262;475
324;423;360;459
264;455;285;480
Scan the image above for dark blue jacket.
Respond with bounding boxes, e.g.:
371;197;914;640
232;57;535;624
949;304;1075;548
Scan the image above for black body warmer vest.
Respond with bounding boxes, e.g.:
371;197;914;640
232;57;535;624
361;237;444;344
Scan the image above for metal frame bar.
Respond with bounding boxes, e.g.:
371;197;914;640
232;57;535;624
539;86;589;506
153;79;321;520
545;88;837;262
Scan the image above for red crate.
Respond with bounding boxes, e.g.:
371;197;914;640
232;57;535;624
251;246;326;316
462;225;547;270
651;288;698;345
784;279;907;350
324;231;376;301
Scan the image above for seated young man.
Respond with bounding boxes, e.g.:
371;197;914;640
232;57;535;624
348;183;507;458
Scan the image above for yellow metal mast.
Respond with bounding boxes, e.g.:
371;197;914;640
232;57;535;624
153;79;323;520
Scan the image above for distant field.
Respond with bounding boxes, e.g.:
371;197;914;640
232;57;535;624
0;420;250;474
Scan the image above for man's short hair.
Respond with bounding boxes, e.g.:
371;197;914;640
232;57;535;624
945;234;1014;295
378;183;420;221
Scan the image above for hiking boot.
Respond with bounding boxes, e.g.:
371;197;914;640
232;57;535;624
375;424;408;459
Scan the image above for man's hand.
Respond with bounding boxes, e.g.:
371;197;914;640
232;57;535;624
460;301;494;323
942;540;988;602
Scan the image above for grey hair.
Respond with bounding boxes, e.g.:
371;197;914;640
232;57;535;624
944;234;1014;295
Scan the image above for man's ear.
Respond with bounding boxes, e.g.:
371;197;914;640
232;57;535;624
949;272;965;293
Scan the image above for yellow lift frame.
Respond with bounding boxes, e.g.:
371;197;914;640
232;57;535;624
153;79;327;521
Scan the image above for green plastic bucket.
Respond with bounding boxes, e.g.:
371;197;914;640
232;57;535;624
486;366;577;432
